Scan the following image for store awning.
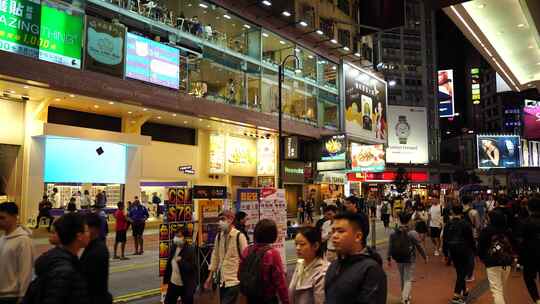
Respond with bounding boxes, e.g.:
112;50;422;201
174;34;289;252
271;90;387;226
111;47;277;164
444;0;540;91
33;123;152;146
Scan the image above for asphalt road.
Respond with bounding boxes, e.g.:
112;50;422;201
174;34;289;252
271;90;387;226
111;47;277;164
111;219;392;303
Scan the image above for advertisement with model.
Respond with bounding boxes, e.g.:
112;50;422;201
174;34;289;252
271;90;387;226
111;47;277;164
386;106;429;164
438;69;455;117
344;63;388;144
523;101;540;140
477;135;520;169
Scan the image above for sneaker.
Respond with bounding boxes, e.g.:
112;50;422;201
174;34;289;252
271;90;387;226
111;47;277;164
451;296;465;304
466;276;475;282
434;250;440;256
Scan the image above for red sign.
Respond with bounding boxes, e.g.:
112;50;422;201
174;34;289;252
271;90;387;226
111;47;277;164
347;171;428;182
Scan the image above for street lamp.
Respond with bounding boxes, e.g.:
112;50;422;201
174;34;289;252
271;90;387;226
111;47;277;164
278;54;301;189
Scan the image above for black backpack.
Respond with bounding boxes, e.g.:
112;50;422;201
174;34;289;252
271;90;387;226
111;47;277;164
487;233;513;266
390;229;413;263
445;218;467;250
239;245;271;300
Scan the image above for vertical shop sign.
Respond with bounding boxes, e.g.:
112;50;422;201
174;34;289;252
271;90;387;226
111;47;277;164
471;68;480;105
209;133;225;174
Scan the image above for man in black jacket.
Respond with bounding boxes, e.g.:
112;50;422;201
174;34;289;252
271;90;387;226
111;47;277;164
325;212;387;304
518;196;540;304
26;213;91;304
163;227;197;304
443;205;476;304
80;213;112;304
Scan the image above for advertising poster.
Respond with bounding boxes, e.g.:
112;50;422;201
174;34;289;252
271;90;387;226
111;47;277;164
386;106;429;164
523;105;540;139
477;135;521;169
236;188;259;242
198;199;222;246
321;134;346;161
438;69;455;117
209;133;225;174
471;68;481;105
344;63;387;143
257;137;275;176
227;136;256;175
85;15;125;77
350;143;385;172
529;141;540;167
39;2;83;68
259;188;287;266
522;139;529;167
0;0;41;59
125;32;179;89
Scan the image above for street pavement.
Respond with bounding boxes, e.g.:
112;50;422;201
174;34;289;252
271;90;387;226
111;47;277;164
31;218;534;304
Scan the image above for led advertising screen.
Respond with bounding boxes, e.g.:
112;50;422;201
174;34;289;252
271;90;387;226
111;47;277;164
38;1;83;68
321;134;346;161
125;32;179;89
0;0;41;58
471;68;480;105
523;105;540;139
344;63;387;143
84;15;125;77
350;143;385;172
386;106;429;164
44;138;127;183
477;135;520;169
438;69;455;117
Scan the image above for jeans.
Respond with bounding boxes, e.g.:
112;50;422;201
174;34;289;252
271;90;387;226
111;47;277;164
398;263;415;302
451;251;470;295
220;285;240;304
486;266;510;304
524;264;540;301
165;283;193;304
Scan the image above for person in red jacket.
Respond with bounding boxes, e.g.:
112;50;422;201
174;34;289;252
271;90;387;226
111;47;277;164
238;219;289;304
113;202;129;260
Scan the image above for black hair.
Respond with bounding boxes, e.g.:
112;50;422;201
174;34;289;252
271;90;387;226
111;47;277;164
85;213;103;229
489;210;507;229
53;213;86;246
235;211;247;222
333;212;369;245
461;195;473;206
497;195;509;206
0;202;18;216
529;196;540;213
399;212;412;224
84;190;89;195
452;204;464;215
67;202;77;212
254;219;278;244
42;195;48;200
323;205;338;213
117;201;124;208
297;227;324;258
176;226;189;237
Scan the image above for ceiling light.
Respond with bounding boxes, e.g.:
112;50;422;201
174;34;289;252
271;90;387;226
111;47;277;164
54;98;61;101
243;24;251;29
262;0;271;6
262;32;269;38
529;45;534;49
537;62;540;65
199;3;208;8
7;90;15;94
332;66;337;70
389;80;397;86
330;39;337;44
279;40;286;45
184;121;188;124
69;94;75;98
316;30;324;35
108;101;114;105
93;105;99;109
477;4;485;8
517;23;525;28
295;48;300;52
128;111;132;114
308;55;314;59
143;108;148;111
223;14;231;19
446;131;451;135
282;11;291;17
172;113;177;117
295;68;302;74
131;120;135;124
343;46;350;51
23;85;29;89
207;125;211;128
199;118;203;121
157;116;162;119
299;21;308;27
354;52;361;57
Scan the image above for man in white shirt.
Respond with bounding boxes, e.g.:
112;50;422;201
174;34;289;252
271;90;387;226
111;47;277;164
49;187;61;209
204;210;248;304
321;205;338;262
428;197;443;256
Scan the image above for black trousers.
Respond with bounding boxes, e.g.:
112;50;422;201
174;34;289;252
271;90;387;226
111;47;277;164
451;250;470;295
466;252;475;278
524;263;540;301
164;283;193;304
220;286;240;304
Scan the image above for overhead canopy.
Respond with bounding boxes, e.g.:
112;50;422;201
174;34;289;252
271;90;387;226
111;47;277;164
444;0;540;92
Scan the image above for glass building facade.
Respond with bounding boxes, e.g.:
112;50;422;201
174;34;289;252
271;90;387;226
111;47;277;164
88;0;340;129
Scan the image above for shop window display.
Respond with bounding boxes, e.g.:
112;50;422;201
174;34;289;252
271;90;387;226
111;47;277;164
318;60;338;90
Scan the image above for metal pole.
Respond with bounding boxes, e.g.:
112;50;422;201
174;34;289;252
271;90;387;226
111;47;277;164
278;64;283;189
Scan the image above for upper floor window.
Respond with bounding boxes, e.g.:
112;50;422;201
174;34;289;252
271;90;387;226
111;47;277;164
337;0;350;15
338;29;350;48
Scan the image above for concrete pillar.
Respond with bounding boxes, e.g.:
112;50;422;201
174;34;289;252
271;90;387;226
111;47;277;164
121;115;149;203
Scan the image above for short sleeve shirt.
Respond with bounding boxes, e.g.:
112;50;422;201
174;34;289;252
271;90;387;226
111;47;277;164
429;205;443;228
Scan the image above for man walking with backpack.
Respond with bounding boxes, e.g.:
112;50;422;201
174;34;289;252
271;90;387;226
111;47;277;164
478;210;514;304
388;212;427;304
443;205;476;304
204;211;248;304
463;196;481;282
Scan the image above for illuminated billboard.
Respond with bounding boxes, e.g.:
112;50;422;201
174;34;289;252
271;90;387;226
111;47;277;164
477;135;520;169
523;105;540;139
438;69;455;117
350;143;385;172
386;106;429;164
471;68;480;105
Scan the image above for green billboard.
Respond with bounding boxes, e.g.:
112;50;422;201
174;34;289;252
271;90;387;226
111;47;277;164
0;0;42;58
39;2;83;68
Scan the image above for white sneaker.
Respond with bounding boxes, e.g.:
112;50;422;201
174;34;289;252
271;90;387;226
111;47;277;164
434;250;440;256
466;276;475;282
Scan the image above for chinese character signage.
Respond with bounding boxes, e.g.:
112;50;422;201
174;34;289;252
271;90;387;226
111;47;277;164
321;134;346;161
84;15;125;77
285;136;298;159
0;0;42;58
471;68;480;105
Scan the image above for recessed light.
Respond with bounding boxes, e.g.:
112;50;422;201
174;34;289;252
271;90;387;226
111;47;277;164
343;46;350;51
172;113;177;117
330;39;338;44
23;85;29;89
243;24;251;29
477;4;485;8
223;14;231;19
157;116;162;119
282;11;291;17
143;108;148;111
279;40;286;45
529;45;534;49
537;62;540;65
69;94;75;98
332;66;337;70
54;98;61;101
262;32;269;38
295;48;300;52
354;52;361;57
94;105;99;109
207;125;211;128
199;118;203;121
308;55;314;59
262;0;271;6
316;30;324;35
108;101;114;105
299;21;308;27
131;120;135;124
199;3;208;8
184;121;188;124
128;111;132;114
517;23;525;28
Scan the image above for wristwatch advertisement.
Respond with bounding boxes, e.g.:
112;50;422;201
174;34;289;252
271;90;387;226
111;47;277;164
395;115;411;144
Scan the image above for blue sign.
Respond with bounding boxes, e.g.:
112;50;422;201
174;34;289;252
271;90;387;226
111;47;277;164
477;135;520;169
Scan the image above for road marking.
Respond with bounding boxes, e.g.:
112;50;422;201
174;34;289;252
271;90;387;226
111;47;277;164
110;261;158;273
113;288;161;303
